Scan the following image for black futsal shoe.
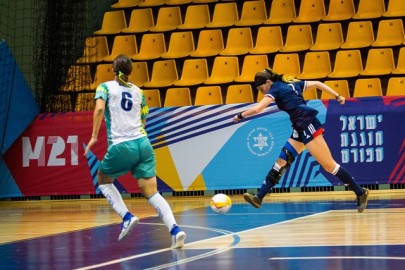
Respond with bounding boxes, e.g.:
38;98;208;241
243;193;262;208
357;188;369;213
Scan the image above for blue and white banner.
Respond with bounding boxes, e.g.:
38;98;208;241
2;96;405;197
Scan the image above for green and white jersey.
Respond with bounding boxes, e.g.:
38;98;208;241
95;80;149;146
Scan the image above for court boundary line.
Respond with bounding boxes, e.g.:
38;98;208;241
269;256;405;261
74;210;331;270
73;223;238;270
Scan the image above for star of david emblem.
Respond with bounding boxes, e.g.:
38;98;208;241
253;133;268;151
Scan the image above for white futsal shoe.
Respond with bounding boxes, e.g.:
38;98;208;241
119;215;139;241
170;225;186;249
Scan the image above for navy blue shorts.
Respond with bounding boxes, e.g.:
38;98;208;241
290;118;324;145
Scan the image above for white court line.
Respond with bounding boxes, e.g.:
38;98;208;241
269;256;405;261
73;223;237;270
74;211;332;270
143;246;237;270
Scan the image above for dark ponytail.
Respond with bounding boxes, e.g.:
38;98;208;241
254;67;299;87
113;54;133;86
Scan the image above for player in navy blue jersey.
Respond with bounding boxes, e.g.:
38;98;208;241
233;68;369;213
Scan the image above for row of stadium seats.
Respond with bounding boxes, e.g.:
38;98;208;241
77;20;405;64
100;0;405;35
64;0;405;112
64;48;405;91
70;77;405;111
111;0;234;9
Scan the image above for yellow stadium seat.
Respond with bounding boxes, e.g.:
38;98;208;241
61;65;92;91
383;0;405;17
75;93;95;112
177;4;210;30
322;0;355;21
249;26;283;54
165;0;192;5
190;29;224;57
235;54;269;83
195;86;223;105
280;24;313;52
90;64;115;90
149;6;182;32
143;60;178;88
137;0;165;7
103;35;137;62
164;88;192;107
234;0;267;26
131;33;166;60
121;8;154;34
94;10;127;35
293;0;325;23
192;0;217;3
297;51;331;80
77;36;109;64
392;47;405;75
353;78;383;97
386;77;405;96
360;48;395;76
111;0;141;8
340;20;374;49
142;89;162;107
303;87;319;100
310;22;343;51
128;62;149;87
204;56;239;85
328;49;363;78
225;84;254;104
371;19;405;47
161;31;195;59
263;0;296;25
322;80;350;99
220;27;253;56
352;0;385;20
272;53;301;78
205;2;238;28
174;58;209;86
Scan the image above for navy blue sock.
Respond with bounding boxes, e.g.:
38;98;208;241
257;166;280;199
170;225;180;236
335;166;363;196
123;212;133;221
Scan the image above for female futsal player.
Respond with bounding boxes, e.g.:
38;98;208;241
84;54;186;248
233;68;369;213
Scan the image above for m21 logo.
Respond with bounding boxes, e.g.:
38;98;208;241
22;136;79;167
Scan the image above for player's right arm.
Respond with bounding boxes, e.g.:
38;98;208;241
85;84;107;155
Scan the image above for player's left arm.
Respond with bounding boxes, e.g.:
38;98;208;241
140;90;149;128
306;80;345;105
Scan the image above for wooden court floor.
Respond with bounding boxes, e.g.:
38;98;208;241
1;190;405;270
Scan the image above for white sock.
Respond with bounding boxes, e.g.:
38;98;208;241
99;183;129;219
148;192;177;232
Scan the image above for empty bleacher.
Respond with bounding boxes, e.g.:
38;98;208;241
65;0;405;110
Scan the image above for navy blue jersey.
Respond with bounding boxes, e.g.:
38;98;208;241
265;80;318;131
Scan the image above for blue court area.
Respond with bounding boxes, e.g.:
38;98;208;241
1;197;405;270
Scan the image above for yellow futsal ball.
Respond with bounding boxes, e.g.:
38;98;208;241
210;193;232;214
